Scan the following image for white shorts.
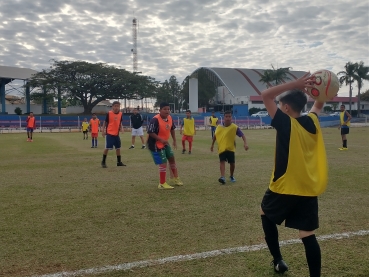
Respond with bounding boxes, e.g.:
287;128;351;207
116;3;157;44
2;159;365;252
131;127;144;136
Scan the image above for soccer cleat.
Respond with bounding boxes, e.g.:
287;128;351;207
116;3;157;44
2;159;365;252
158;182;174;189
339;147;348;151
30;139;33;142
218;177;226;184
101;162;107;168
271;259;288;274
117;162;127;166
182;149;186;154
173;177;183;186
91;146;94;148
188;151;191;154
230;176;236;182
27;138;30;142
129;145;135;149
141;145;146;149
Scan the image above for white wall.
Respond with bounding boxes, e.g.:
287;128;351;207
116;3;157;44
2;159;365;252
217;86;249;104
2;104;42;114
66;105;110;114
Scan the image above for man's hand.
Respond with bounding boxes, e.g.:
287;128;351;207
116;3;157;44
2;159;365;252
102;131;106;138
179;130;182;135
244;144;249;151
210;145;214;152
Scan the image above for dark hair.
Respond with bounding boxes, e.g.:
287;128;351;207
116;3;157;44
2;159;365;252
186;110;191;113
92;113;96;115
112;101;120;106
224;111;232;116
278;89;307;113
30;112;34;114
160;102;170;109
340;104;345;108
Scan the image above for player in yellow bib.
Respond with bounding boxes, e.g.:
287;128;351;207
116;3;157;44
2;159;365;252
338;104;352;150
210;111;248;184
259;73;328;276
209;111;218;138
81;118;89;140
180;110;196;154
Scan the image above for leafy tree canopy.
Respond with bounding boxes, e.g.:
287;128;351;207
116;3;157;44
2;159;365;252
27;60;158;114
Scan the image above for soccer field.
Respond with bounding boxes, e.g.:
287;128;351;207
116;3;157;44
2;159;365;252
1;128;369;277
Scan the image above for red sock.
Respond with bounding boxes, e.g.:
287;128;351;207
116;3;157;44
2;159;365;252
159;164;166;184
189;141;192;151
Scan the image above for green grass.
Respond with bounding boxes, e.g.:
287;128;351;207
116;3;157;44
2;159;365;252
0;128;368;277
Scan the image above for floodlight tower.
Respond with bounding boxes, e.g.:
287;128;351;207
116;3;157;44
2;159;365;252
131;18;138;73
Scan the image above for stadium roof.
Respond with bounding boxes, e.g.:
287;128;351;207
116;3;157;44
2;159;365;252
190;67;308;97
0;65;38;80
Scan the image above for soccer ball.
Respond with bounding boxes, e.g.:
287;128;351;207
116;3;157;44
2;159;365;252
307;70;339;103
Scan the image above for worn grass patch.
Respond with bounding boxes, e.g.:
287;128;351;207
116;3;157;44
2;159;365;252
0;127;368;276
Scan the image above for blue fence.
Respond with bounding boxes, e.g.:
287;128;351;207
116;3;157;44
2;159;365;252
0;114;344;130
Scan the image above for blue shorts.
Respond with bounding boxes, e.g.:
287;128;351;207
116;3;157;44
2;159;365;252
150;145;174;165
105;134;121;150
27;128;34;133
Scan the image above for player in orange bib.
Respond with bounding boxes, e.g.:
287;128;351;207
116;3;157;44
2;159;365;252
101;101;125;168
89;113;100;148
26;112;36;142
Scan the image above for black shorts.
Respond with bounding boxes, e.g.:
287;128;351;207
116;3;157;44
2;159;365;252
219;151;235;163
261;189;319;231
83;130;88;134
341;127;349;135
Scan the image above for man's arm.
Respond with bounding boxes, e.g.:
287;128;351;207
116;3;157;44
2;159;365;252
309;101;324;116
345;111;352;123
237;128;249;150
261;72;313;119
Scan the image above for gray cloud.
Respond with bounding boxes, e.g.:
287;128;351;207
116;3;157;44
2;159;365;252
0;0;368;96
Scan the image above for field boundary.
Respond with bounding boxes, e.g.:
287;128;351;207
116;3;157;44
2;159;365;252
31;229;369;277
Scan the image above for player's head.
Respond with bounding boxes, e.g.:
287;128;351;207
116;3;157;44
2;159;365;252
212;111;215;116
159;102;170;118
133;108;138;114
92;113;96;119
340;104;345;111
278;89;307;114
186;110;191;118
112;101;121;113
29;112;34;117
84;118;87;121
224;111;232;124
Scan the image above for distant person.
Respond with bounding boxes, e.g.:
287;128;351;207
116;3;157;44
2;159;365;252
147;102;183;189
101;101;126;168
81;118;89;140
259;73;328;277
129;108;146;149
26;112;36;142
180;110;196;154
210;111;248;184
89;113;100;148
209;111;219;138
338;104;352;150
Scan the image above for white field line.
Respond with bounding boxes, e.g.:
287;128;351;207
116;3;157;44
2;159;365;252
31;230;369;277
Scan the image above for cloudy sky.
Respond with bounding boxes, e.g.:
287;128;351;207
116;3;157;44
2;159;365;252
1;0;368;96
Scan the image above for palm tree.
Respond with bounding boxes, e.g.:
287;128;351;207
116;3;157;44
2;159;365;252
353;61;369;117
337;62;357;114
259;65;291;88
259;69;274;88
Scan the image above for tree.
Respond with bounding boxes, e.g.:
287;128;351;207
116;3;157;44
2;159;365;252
14;107;22;115
323;106;332;113
180;69;217;111
28;60;157;114
337;62;357;114
331;102;339;112
359;89;369;101
353;61;369;116
259;65;292;87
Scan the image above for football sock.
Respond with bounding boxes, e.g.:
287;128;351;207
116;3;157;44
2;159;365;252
170;163;178;178
117;155;121;163
302;234;321;277
261;215;282;262
189;141;192;151
92;139;94;147
343;140;347;148
102;154;107;163
95;138;97;147
159;164;166;184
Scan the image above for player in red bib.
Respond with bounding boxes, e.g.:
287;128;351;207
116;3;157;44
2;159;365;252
89;113;100;148
26;112;36;142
